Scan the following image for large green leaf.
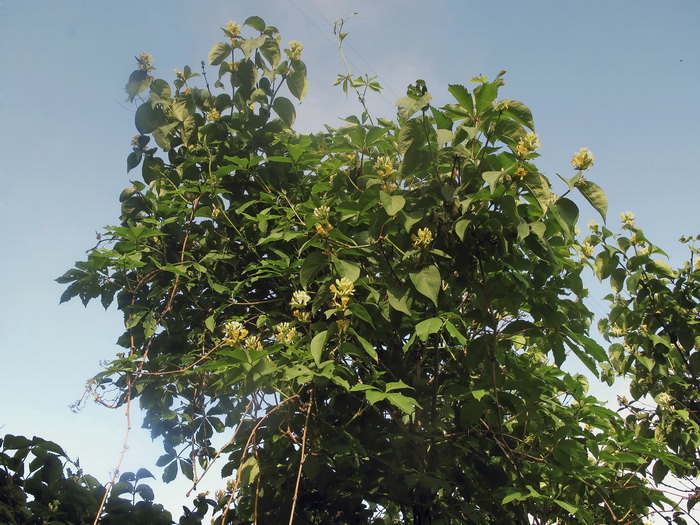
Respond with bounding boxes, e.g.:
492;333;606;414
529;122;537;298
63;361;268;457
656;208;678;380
135;103;168;135
272;96;296;127
409;265;441;306
577;180;608;221
208;42;232;66
447;84;473;114
287;60;308;101
300;251;327;289
310;331;328;366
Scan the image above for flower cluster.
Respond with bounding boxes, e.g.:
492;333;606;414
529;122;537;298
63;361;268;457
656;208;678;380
223;21;242;39
514;132;541;158
291;290;311;321
137;52;153;71
513;166;528;180
374;156;395;178
313;206;333;236
620;211;635;227
330;277;355;310
579;242;595;259
244;335;263;351
275;322;298;343
223;321;248;345
287;41;303;60
411;227;434;250
206;108;220;122
336;319;350;334
571;147;595;170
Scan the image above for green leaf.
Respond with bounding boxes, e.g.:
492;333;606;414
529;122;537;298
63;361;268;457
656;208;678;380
523;172;552;214
310;330;328;366
554;499;578;514
135;103;168;135
550;197;579;239
380;191;406;215
577;180;607;221
396;93;433;120
287;60;308;101
502;100;535;130
385;392;419;414
300;251;327;289
127;151;142;173
208;42;232;66
645;259;676;279
238;455;259;487
332;256;361;282
272;96;296;127
243;16;266;31
447;84;473;114
136;483;155;501
409;265;441;306
205;315;216;332
354;333;378;362
415;317;443;341
387;284;412;316
125;69;151;102
162;461;177;483
482;171;502;193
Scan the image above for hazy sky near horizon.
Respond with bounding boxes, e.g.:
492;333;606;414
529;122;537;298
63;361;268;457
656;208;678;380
1;0;699;518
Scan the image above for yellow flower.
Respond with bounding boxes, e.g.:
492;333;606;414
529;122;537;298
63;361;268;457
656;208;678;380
137;52;153;70
275;322;298;343
330;277;355;310
620;211;635;226
206;108;220;122
293;310;310;322
223;321;248;344
290;291;311;308
494;99;511;111
315;222;333;236
374;156;395;178
174;69;185;80
411;228;434;250
224;21;242;38
336;319;350;334
580;242;594;259
513;166;528;180
243;335;263;351
571;147;595;170
313;206;331;220
514;133;541;158
288;41;303;60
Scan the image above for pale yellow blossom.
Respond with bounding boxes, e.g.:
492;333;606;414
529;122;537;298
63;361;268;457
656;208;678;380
224;21;242;38
411;228;434;250
620;211;635;227
374;156;395;178
206;108;220;122
330;277;355;310
288;41;303;60
223;321;248;344
571;148;595;170
313;206;331;220
291;291;311;308
336;319;350;334
580;242;594;259
513;166;528;180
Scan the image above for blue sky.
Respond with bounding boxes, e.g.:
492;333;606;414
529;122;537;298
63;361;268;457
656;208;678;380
1;0;699;518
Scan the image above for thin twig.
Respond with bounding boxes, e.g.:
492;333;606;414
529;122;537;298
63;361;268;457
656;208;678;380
288;393;313;525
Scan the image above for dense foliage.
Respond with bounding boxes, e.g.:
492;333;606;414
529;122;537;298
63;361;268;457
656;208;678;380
46;17;700;524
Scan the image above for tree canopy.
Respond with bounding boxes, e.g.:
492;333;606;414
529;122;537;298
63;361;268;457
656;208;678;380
20;16;700;524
